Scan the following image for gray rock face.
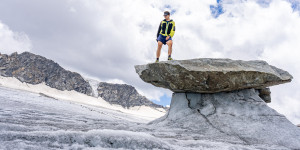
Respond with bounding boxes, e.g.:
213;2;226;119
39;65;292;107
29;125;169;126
135;58;292;93
97;82;164;109
0;52;93;96
149;89;300;149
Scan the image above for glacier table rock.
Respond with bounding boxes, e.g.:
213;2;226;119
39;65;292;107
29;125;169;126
135;58;292;93
135;58;300;149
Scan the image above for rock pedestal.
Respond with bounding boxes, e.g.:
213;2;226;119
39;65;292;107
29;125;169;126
135;58;300;149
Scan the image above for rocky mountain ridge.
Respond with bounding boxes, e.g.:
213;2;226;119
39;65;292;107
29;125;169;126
0;52;93;96
97;82;164;109
0;51;164;109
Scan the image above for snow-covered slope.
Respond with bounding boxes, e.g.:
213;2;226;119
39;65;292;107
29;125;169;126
0;76;166;121
0;85;291;149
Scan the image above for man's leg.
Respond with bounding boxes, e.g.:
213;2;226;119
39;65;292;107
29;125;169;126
156;41;163;59
166;40;173;60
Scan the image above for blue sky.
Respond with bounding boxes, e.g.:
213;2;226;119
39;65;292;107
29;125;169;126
152;94;172;107
210;0;300;18
210;0;225;18
0;0;300;124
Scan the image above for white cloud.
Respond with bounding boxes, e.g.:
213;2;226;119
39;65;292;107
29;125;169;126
69;7;77;13
0;21;31;54
180;0;300;124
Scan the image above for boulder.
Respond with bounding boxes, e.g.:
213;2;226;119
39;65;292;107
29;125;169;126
135;58;292;93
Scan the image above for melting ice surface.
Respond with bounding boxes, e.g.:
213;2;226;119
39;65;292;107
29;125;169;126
0;86;293;149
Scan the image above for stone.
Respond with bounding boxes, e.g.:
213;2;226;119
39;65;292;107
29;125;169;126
135;58;293;93
0;52;93;96
97;82;164;109
149;88;300;149
258;87;271;103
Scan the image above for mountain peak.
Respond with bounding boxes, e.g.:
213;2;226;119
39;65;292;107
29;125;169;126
0;51;93;96
97;82;164;109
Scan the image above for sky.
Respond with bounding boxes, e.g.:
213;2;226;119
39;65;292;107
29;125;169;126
0;0;299;124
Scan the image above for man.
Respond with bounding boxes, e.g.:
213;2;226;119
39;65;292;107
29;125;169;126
156;11;175;62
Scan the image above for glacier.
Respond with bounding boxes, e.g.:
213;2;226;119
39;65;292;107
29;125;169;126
0;85;296;150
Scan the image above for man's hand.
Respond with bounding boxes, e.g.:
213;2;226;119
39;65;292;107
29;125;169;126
166;36;170;40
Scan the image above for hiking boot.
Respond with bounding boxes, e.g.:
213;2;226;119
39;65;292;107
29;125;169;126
155;59;159;63
168;57;173;61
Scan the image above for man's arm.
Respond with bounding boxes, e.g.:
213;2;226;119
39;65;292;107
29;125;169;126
169;21;175;38
156;21;162;40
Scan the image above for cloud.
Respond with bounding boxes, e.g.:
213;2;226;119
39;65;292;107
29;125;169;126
187;0;300;124
0;21;31;54
0;0;299;124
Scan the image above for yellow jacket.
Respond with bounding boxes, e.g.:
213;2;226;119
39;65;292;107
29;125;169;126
157;19;175;38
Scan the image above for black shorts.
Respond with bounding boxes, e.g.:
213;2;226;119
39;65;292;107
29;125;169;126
157;34;172;45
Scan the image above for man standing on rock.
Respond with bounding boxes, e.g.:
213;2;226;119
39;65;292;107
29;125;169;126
156;11;176;62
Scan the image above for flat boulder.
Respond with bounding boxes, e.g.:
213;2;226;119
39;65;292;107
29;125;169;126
135;58;293;93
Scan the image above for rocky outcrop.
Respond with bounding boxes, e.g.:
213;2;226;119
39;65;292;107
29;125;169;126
135;58;292;93
135;58;300;149
97;82;164;109
0;52;93;96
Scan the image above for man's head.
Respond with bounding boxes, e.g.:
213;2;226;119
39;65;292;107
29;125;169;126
163;11;170;20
